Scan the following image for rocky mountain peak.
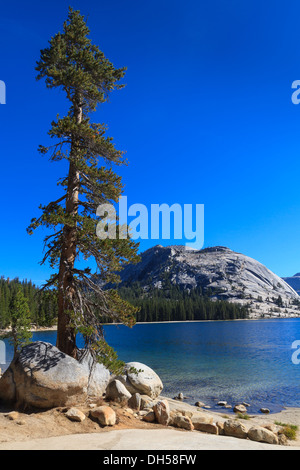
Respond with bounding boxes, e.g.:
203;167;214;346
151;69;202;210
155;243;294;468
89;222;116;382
121;245;300;318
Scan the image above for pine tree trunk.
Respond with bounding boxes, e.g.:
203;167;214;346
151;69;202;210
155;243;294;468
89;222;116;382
56;100;82;358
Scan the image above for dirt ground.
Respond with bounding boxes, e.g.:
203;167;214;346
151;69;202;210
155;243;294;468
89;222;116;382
0;400;166;446
1;398;300;449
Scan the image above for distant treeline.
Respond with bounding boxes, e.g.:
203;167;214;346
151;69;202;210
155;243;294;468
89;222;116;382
0;277;248;329
118;282;249;322
0;277;57;329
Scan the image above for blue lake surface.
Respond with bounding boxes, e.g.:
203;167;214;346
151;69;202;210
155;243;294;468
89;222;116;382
2;319;300;414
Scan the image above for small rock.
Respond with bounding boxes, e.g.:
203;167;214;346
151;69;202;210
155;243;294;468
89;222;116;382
233;404;247;414
224;419;248;439
140;395;155;410
248;426;278;445
194;401;205;407
16;420;26;426
143;411;156;423
260;408;270;414
216;421;225;435
278;434;289;446
6;412;19;421
106;379;132;403
172;415;194;431
242;402;250;407
65;407;86;422
191;412;214;428
195;422;219;435
89;404;97;409
153;400;170;426
217;401;227;407
203;405;211;409
264;423;278;434
90;406;116;426
128;393;141;411
178;393;184;400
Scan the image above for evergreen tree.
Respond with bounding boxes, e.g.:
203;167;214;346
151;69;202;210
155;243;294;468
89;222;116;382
8;287;32;355
27;8;139;365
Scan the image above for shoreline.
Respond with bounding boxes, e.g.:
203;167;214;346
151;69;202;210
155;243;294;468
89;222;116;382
0;398;299;450
0;325;57;337
1;320;299;416
1;316;300;337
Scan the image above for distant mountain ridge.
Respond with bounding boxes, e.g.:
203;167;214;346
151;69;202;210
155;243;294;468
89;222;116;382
120;245;300;318
282;273;300;295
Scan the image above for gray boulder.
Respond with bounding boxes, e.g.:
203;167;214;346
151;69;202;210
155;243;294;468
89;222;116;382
116;362;163;398
106;379;132;402
0;342;111;409
248;426;279;445
224;419;248;439
77;349;110;397
0;342;88;408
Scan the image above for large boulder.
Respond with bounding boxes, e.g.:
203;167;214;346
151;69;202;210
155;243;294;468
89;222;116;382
248;426;279;445
0;342;110;409
224;419;248;439
193;422;219;435
191;412;214;427
115;362;163;399
77;349;110;397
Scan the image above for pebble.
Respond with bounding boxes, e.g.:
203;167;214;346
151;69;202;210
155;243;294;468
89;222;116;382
195;401;205;407
6;412;19;421
217;401;227;407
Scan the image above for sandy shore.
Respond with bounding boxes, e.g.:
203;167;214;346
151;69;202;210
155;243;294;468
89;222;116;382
0;326;57;336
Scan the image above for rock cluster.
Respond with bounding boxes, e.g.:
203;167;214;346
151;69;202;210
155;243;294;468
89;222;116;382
0;342;293;446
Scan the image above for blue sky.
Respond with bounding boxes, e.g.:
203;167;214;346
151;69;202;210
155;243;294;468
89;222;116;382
1;0;300;284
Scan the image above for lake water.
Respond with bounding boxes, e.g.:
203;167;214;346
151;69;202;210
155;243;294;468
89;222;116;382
2;319;300;414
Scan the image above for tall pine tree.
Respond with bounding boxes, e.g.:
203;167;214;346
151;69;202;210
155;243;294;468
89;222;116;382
8;287;32;356
28;8;139;364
